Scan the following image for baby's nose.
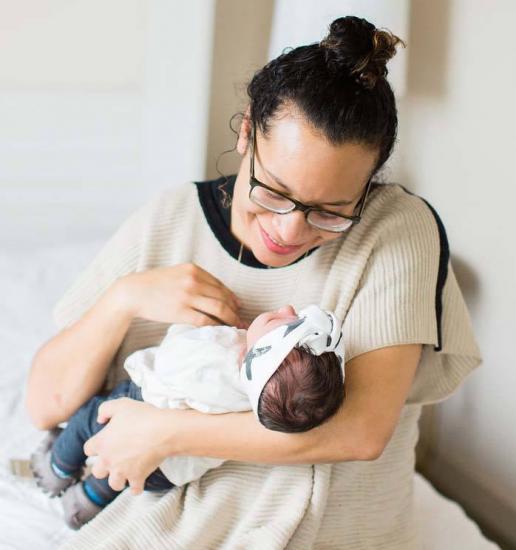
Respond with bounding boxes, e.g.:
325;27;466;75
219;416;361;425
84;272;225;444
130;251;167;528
277;305;296;316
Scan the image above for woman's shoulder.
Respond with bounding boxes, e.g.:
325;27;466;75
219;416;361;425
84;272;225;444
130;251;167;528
143;181;200;222
125;181;207;249
327;181;449;350
365;182;445;230
341;182;448;262
333;182;481;404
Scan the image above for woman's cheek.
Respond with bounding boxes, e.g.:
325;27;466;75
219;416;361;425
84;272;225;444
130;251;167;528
246;200;265;218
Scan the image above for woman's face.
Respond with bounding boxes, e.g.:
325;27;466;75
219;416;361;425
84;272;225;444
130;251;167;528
231;106;378;268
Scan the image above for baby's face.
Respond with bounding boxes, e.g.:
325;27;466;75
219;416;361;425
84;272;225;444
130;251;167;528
245;305;298;353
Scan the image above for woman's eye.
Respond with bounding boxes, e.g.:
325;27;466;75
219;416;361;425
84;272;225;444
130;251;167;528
315;210;341;219
264;190;289;204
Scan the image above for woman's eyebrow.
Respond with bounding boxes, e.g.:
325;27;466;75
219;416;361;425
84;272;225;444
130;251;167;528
264;167;354;206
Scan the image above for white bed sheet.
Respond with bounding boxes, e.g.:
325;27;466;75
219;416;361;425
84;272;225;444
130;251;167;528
0;242;499;549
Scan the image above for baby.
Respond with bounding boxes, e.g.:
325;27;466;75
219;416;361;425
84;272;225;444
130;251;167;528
30;304;345;530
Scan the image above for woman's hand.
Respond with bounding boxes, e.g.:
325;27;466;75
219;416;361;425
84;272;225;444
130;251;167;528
83;398;172;495
119;263;244;328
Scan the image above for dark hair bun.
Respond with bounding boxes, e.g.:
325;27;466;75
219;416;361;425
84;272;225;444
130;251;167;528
320;16;406;89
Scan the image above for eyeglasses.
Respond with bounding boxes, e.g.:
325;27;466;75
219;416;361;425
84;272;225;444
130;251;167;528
249;123;372;233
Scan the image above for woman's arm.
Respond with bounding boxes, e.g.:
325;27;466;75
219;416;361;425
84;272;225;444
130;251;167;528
85;342;422;493
26;264;243;431
25;279;132;430
163;343;422;464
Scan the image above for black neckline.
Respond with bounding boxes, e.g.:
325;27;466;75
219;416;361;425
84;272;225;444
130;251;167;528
193;174;319;269
194;177;449;353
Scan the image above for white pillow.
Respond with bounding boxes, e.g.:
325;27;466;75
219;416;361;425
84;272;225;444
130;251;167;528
0;241;105;342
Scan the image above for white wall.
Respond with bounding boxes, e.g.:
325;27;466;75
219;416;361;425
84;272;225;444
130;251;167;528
204;0;275;180
1;2;513;545
0;0;215;250
204;0;407;183
268;0;409;97
398;1;516;546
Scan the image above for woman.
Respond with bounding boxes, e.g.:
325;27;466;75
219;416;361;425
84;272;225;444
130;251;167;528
26;16;481;549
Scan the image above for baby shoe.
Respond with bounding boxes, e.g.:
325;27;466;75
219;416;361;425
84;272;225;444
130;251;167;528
61;482;103;530
29;428;82;497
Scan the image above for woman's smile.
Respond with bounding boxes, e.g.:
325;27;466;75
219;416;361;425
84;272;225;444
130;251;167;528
258;221;304;255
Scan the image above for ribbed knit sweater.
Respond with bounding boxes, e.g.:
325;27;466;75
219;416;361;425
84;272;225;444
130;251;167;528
53;177;481;550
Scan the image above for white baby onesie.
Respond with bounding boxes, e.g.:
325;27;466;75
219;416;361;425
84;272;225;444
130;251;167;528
123;323;250;486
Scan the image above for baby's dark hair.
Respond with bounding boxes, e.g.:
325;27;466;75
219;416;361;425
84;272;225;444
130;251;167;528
257;346;345;433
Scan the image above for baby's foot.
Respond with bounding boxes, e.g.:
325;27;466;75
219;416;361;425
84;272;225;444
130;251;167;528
29;428;82;497
61;482;103;530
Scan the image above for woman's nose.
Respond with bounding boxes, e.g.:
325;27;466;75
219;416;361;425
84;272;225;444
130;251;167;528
272;210;311;245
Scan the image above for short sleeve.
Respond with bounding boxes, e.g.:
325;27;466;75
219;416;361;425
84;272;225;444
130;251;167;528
51;192;162;331
342;192;482;405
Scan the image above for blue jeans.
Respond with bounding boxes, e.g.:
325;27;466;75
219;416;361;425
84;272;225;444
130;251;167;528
51;379;174;506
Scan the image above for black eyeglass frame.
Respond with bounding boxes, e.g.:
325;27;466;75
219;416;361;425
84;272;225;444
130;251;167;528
249;123;373;233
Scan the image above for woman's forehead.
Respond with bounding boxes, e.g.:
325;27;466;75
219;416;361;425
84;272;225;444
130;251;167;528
257;115;377;202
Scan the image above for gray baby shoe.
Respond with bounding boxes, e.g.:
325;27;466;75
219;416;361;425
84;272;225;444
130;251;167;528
61;482;103;530
29;428;82;497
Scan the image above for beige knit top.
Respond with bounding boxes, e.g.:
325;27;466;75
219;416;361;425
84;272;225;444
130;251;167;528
54;180;481;550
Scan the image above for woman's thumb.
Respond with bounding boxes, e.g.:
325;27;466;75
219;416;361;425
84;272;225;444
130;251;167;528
97;401;114;424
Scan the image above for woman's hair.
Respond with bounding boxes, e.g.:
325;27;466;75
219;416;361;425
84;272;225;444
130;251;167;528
258;346;345;433
246;15;406;175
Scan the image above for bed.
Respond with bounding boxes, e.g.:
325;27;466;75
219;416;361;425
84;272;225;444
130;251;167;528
0;241;500;549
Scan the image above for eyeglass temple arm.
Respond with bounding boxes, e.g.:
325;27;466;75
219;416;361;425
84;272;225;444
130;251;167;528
251;120;372;222
250;123;256;174
356;177;373;217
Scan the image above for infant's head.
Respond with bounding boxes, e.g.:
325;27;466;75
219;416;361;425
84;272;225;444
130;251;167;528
241;305;345;433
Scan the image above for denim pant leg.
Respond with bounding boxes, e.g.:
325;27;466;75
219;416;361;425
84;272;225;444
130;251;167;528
51;379;174;504
143;467;175;492
51;379;139;474
116;382;175;492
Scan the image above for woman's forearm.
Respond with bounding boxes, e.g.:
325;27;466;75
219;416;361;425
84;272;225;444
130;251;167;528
26;279;134;430
160;402;372;465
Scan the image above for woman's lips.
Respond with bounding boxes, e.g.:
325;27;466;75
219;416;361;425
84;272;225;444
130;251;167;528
259;226;303;255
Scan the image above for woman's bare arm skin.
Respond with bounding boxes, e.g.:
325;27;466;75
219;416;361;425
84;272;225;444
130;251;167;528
26;264;243;431
80;341;421;495
156;344;422;464
25;279;133;430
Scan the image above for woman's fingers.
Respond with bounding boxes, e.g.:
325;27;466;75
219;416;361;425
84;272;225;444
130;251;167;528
189;295;243;328
90;458;109;480
190;266;241;311
91;460;128;492
125;262;244;326
107;471;127;492
128;479;144;496
202;281;241;313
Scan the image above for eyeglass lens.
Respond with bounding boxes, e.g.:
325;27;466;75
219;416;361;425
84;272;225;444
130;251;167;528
250;185;353;231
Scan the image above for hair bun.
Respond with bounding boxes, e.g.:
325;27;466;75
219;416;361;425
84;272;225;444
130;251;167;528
320;16;406;89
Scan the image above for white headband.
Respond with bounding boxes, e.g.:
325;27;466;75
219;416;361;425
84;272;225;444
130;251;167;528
239;304;345;416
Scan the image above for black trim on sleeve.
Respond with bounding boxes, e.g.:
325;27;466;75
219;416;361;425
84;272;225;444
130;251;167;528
400;186;449;352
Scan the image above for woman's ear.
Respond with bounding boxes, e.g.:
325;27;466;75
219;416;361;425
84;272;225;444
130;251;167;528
236;106;252;156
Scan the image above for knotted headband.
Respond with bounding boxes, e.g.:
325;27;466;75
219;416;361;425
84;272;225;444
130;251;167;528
240;304;345;415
